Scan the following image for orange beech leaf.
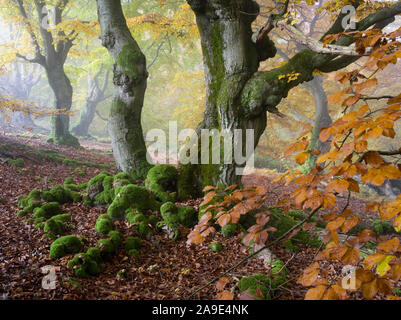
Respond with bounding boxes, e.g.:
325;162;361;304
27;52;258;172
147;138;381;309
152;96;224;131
216;277;230;291
328;91;346;104
331;285;348;300
325;179;349;194
326;216;346;231
377;237;399;253
377;278;393;295
296;151;309;165
200;191;217;207
353;78;378;93
224;184;237;192
363;253;387;270
203;186;216;193
361;279;378;299
363;151;384;168
358;229;376;243
381;165;401;179
355;140;367;153
305;285;327;300
341;217;359;233
217;213;231;227
343;95;359;107
323;193;337;210
341;248;360;265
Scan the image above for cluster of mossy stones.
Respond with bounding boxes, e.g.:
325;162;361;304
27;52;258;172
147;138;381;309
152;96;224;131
19;163;374;298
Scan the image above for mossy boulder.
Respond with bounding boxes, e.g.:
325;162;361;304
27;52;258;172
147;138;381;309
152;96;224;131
260;207;321;247
67;248;101;278
125;236;141;251
98;238;116;260
107;184;160;220
221;223;238;238
7;158;25;167
42;185;80;204
238;273;272;300
95;214;114;235
44;214;71;236
50;235;84;259
108;230;122;249
237;260;288;300
86;172;111;201
145;164;178;203
17;190;42;217
33;202;63;221
128;249;139;258
160;202;197;228
209;241;223;252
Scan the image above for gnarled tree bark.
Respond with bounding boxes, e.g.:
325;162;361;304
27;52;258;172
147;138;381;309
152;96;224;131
180;0;401;196
97;0;151;179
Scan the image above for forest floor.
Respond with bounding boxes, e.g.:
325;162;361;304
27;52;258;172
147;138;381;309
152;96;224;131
0;132;394;300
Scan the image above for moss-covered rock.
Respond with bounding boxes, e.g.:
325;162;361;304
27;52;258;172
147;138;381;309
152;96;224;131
208;241;223;252
145;164;178;203
108;230;122;249
42;185;79;204
67;247;100;278
98;238;116;260
67;247;101;278
17;190;42;217
261;207;322;247
44;214;71;236
156;220;180;241
50;235;84;259
160;202;197;228
221;223;238;238
86;172;111;201
138;221;152;237
33;202;63;221
95;215;114;235
238;273;272;300
107;184;160;220
128;249;139;258
7;158;25;167
125;236;141;251
126;211;147;225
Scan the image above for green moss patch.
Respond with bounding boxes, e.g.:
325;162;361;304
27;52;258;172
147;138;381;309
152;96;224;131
145;164;178;203
50;235;83;259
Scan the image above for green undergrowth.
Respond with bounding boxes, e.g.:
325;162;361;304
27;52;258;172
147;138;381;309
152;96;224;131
238;260;288;300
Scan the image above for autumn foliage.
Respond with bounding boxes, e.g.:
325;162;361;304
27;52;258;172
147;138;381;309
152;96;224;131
188;26;401;300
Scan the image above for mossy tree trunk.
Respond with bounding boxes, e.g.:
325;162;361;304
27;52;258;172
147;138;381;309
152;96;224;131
15;0;79;147
182;0;401;195
97;0;151;179
301;76;332;172
71;69;111;137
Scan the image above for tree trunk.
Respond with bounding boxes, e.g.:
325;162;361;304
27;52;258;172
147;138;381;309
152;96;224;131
181;0;397;196
46;65;79;146
97;0;151;179
179;0;275;194
72;70;110;137
301;76;332;172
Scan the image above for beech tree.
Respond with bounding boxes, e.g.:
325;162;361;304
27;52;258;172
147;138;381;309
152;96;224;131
71;67;111;137
96;0;401;195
